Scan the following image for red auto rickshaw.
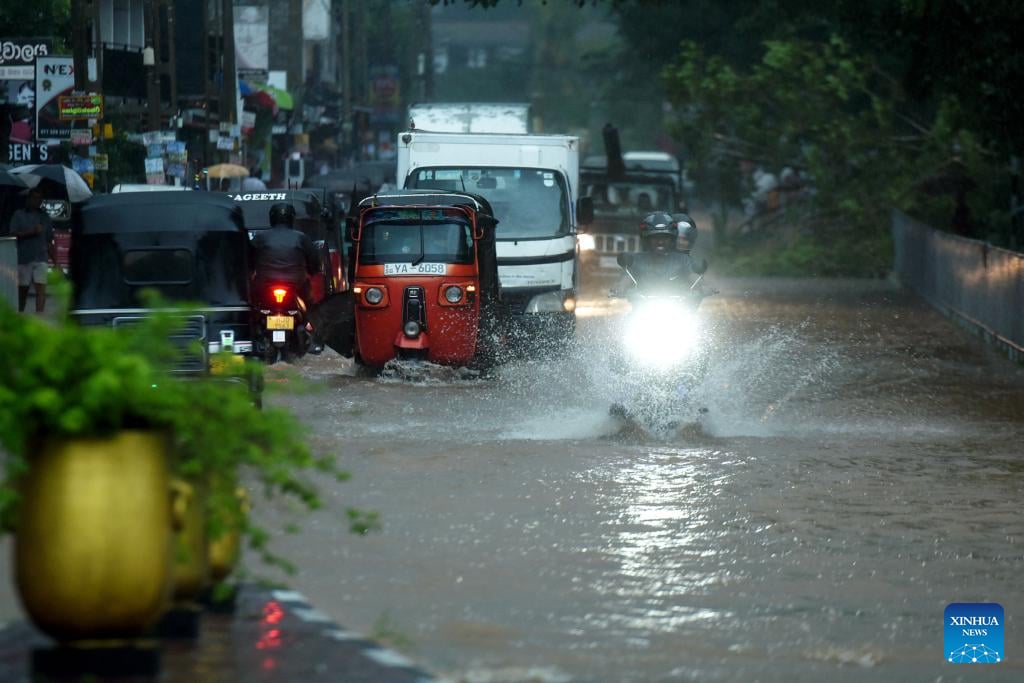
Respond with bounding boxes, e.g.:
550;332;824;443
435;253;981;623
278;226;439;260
346;190;504;368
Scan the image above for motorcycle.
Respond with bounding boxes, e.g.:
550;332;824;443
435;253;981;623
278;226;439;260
609;260;713;433
255;281;311;363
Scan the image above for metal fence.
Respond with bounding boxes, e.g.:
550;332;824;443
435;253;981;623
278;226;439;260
892;209;1024;362
0;237;17;309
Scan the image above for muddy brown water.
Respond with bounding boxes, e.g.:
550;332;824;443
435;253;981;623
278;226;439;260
2;278;1022;682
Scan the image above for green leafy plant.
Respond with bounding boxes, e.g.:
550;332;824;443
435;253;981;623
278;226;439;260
0;300;361;574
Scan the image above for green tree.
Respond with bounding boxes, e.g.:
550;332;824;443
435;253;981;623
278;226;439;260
0;2;72;47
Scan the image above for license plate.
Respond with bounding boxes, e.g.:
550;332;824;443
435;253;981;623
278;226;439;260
383;262;447;276
266;315;294;330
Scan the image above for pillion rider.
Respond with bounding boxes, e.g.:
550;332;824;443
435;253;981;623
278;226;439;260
610;211;708;297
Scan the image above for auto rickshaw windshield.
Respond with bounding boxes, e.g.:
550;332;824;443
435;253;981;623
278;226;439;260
359;219;474;265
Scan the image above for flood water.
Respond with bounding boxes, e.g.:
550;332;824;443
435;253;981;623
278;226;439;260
260;277;1024;682
2;277;1022;682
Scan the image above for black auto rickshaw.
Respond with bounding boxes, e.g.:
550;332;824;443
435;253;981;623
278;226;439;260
70;193;257;378
226;189;342;302
339;190;506;368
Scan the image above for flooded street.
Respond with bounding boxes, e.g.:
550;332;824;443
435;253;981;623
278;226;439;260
1;277;1020;682
260;277;1024;682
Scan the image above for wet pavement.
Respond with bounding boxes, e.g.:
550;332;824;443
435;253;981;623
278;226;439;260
0;586;436;682
3;277;1024;682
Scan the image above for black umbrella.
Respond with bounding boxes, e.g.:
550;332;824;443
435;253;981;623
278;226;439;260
11;164;93;203
0;169;28;190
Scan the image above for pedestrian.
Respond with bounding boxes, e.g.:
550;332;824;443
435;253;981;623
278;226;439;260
7;188;55;313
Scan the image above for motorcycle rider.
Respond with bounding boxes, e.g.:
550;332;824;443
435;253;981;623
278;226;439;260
250;202;322;351
611;212;705;297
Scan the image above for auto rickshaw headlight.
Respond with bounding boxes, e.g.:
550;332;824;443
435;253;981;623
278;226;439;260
365;287;384;305
444;285;463;303
403;320;421;338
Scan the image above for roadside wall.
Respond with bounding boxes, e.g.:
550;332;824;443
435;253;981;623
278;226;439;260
892;209;1024;362
0;238;16;309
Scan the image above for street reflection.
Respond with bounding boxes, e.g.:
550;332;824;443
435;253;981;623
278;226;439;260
588;448;734;637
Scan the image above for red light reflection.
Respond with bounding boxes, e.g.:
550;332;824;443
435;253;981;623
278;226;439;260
263;601;284;625
256;601;285;652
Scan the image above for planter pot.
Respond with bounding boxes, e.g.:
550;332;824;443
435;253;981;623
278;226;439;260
169;479;210;602
208;484;249;583
14;430;176;642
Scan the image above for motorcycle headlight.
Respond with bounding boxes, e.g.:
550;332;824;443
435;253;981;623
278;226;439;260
364;287;384;305
444;285;463;303
624;302;699;367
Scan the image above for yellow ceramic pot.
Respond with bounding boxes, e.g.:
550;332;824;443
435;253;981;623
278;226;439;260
208;485;249;583
14;430;175;641
169;478;210;601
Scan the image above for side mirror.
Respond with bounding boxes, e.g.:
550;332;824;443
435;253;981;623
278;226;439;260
616;253;634;269
693;258;708;275
577;196;594;228
345;217;359;242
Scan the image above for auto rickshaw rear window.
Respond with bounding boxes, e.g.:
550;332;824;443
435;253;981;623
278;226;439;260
122;249;193;285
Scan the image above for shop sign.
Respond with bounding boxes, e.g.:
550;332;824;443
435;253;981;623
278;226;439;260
58;94;103;120
34;56;75;141
0;39;51;70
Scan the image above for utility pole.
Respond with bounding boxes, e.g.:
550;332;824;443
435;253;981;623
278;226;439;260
144;0;162;131
419;0;434;102
220;0;237;131
289;0;303;101
341;0;351;148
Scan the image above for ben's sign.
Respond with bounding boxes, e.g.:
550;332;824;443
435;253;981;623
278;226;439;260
58;94;103;120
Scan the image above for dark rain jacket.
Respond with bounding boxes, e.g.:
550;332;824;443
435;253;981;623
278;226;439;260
250;225;320;284
615;251;700;294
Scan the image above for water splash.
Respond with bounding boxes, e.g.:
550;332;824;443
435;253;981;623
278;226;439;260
693;322;842;437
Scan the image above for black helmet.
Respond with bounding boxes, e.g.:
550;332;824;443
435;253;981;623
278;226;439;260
639;212;678;239
269;202;296;227
672;213;698;247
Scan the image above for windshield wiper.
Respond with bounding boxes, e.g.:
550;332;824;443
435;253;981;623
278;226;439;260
410;222;426;266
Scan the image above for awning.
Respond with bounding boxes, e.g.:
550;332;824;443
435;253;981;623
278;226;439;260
239;79;294;111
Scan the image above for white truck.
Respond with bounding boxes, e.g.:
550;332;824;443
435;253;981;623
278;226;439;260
396;130;592;346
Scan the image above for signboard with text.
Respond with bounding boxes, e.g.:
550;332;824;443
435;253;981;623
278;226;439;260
2;38;53;160
59;94;103;120
0;39;52;80
35;56;76;141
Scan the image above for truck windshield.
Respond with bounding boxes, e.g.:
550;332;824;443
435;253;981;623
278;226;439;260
407;167;569;239
359;221;473;265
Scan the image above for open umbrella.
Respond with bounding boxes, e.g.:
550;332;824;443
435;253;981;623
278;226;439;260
207;163;250;179
0;169;28;190
10;164;93;203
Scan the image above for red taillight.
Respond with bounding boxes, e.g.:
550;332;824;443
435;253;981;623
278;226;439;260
271;287;288;303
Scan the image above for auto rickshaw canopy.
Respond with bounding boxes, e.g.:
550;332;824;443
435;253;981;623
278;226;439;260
71;192;250;310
